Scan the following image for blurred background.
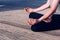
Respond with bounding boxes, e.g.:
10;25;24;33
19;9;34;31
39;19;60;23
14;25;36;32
0;0;47;11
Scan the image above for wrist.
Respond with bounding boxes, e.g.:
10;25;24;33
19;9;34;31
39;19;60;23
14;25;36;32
38;19;42;22
32;9;36;12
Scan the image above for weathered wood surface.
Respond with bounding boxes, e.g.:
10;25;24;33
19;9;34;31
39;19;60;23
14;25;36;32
0;23;60;40
0;8;60;40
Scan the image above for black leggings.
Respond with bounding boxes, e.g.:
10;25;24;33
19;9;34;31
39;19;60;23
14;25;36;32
29;12;60;32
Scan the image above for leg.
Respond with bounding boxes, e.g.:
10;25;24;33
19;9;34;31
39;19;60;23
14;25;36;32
30;13;60;32
29;12;43;19
29;12;50;32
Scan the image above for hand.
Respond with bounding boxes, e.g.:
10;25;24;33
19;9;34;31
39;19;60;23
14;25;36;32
27;18;39;25
43;17;52;23
24;7;33;13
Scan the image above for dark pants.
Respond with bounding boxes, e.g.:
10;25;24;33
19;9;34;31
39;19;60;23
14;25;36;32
29;12;60;32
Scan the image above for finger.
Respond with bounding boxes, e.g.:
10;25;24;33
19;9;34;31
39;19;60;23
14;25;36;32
24;8;28;12
43;20;51;23
43;20;48;23
24;7;30;12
